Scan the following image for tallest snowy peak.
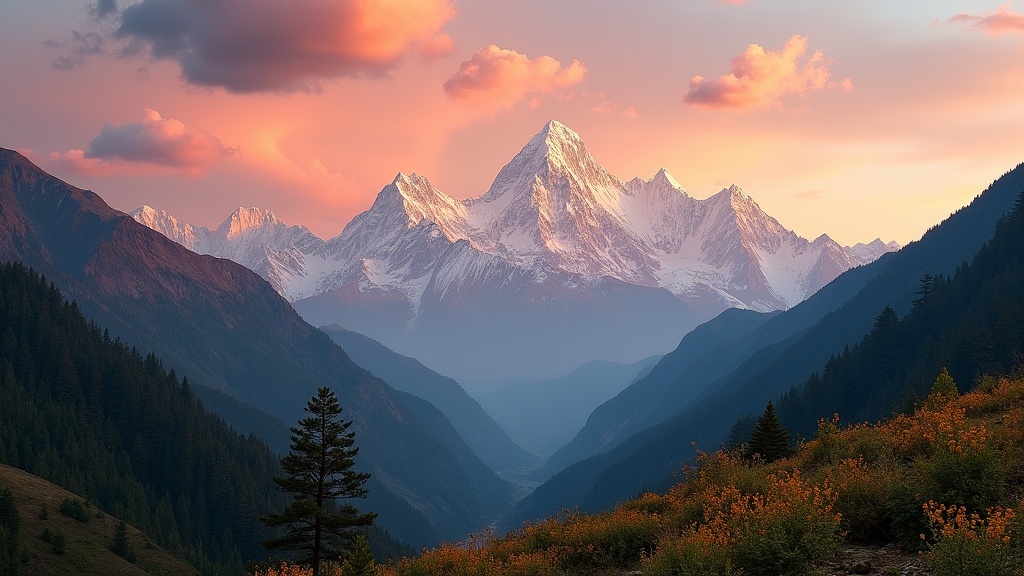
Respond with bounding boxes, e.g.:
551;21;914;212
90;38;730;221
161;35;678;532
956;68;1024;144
523;120;589;166
481;120;620;203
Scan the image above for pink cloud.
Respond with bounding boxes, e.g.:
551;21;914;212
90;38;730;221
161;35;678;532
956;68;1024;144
684;35;852;110
49;109;234;176
443;45;587;108
114;0;456;93
947;5;1024;35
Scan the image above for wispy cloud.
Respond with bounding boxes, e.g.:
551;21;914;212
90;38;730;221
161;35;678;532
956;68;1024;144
46;30;106;70
443;45;587;109
684;35;852;110
49;109;234;176
946;5;1024;35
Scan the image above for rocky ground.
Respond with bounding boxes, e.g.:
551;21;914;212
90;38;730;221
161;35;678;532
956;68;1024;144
816;543;930;576
605;543;930;576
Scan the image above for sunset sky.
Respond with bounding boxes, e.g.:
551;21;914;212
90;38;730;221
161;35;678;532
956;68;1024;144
3;1;1023;246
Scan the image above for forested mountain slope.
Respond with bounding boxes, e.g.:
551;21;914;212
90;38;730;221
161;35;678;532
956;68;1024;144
512;162;1024;526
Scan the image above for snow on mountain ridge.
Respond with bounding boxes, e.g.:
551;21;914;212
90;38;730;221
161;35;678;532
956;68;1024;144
131;121;899;315
130;206;211;252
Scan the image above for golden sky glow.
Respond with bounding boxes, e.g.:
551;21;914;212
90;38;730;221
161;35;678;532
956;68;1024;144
3;0;1024;246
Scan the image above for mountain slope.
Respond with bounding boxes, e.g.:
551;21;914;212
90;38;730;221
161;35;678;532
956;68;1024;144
510;161;1024;526
543;252;896;474
319;324;537;472
0;148;511;543
769;186;1024;439
0;465;201;576
134;121;895;384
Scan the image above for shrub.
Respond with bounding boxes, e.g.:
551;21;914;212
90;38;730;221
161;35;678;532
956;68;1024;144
729;471;842;576
826;456;899;541
642;533;739;576
514;508;660;569
884;480;929;550
58;498;89;523
924;446;1005;512
48;530;65;555
659;470;841;576
922;503;1022;576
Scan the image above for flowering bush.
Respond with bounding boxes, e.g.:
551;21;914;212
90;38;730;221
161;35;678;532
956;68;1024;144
825;456;898;540
922;502;1022;576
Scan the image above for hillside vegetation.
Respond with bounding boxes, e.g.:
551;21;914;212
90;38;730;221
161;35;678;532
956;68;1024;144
0;464;199;576
368;373;1024;576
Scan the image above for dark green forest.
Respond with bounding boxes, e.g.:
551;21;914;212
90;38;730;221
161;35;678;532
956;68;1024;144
733;191;1024;445
0;262;407;574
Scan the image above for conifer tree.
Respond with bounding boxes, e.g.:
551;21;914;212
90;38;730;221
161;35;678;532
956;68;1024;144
262;387;375;576
0;487;19;576
746;401;792;462
341;534;376;576
112;519;136;563
927;367;959;407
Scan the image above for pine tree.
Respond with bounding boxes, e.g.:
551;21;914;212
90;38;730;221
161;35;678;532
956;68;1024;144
112;519;136;563
262;387;375;576
341;535;376;576
911;274;936;308
926;367;958;407
0;487;19;576
745;401;792;462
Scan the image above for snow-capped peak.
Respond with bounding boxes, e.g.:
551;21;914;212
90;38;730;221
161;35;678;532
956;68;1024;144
217;207;287;239
847;238;902;264
130;205;210;251
650;168;683;191
479;120;621;205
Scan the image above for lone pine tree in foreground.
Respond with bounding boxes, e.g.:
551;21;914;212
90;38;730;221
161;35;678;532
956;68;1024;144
746;401;792;463
262;387;375;576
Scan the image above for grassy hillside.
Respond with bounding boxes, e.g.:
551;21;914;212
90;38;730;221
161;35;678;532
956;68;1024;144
0;464;199;576
370;375;1024;576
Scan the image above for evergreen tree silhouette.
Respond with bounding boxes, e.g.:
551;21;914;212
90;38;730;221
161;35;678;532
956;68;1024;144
746;401;792;462
262;387;375;576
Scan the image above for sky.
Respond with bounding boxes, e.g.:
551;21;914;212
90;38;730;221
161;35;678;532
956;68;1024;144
2;1;1024;246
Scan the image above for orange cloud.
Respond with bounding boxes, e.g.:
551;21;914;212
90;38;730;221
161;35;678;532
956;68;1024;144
114;0;456;93
49;109;234;176
947;5;1024;35
684;35;852;110
443;45;587;108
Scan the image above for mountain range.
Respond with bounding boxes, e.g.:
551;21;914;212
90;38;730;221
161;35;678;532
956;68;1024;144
133;121;897;384
0;148;511;546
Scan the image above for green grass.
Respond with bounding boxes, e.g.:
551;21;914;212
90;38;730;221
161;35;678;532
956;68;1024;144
0;464;200;576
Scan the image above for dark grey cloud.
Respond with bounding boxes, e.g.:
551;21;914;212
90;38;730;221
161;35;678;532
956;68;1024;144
93;0;119;20
112;0;455;93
